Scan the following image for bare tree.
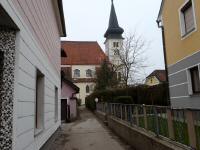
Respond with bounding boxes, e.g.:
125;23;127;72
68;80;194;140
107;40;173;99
116;33;149;86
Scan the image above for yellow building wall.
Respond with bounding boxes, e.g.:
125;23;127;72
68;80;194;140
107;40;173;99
146;76;160;86
162;0;200;65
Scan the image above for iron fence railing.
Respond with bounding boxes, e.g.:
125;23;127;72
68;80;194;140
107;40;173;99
96;102;200;150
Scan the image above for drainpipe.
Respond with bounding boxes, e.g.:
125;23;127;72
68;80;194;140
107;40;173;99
156;20;171;106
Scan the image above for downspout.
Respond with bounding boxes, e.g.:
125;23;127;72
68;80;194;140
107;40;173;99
156;20;171;106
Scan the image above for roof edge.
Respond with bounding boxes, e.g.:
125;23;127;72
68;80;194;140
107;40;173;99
157;0;165;22
57;0;66;37
52;0;66;37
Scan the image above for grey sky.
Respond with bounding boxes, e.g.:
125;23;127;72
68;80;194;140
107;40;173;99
62;0;164;80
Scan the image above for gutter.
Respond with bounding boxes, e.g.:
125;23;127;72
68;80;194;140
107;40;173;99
57;0;66;37
156;20;171;106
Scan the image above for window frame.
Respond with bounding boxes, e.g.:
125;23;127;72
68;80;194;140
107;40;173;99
54;86;58;123
179;0;197;39
187;65;200;95
35;69;45;136
86;85;90;93
74;69;80;78
113;42;119;48
86;69;92;77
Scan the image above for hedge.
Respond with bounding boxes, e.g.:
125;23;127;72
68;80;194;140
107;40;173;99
85;83;169;111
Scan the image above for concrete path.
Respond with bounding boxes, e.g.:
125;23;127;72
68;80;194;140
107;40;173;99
41;107;134;150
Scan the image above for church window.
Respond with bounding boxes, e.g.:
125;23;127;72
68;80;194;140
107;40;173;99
74;69;80;78
86;69;92;77
86;85;90;93
113;42;119;48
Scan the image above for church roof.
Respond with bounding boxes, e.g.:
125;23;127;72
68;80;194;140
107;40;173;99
61;41;107;65
104;0;124;39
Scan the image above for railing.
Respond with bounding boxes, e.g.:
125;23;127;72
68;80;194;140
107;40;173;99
96;102;200;150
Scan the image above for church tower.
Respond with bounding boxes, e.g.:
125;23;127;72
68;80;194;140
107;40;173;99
104;0;124;66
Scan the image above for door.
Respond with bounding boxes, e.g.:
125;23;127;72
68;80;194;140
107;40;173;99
61;99;67;122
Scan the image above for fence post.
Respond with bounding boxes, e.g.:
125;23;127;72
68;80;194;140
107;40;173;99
110;104;113;115
143;105;148;130
130;105;133;126
114;104;116;117
125;105;127;121
185;109;197;149
154;106;159;137
135;106;139;126
166;108;174;140
121;104;123;120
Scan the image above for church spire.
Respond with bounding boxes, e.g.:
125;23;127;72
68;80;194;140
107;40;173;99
104;0;124;39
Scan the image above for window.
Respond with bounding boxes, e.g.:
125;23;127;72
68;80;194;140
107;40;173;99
86;69;92;77
180;0;196;37
55;87;58;122
86;85;90;93
189;66;200;94
113;42;119;48
35;70;45;135
74;69;80;78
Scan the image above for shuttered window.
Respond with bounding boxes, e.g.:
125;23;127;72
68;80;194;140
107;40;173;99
183;3;195;33
180;0;196;36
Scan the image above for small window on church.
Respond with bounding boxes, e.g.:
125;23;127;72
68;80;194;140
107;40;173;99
113;42;119;48
86;85;90;93
86;69;92;77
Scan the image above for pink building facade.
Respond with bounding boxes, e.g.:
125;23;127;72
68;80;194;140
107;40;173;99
61;72;79;121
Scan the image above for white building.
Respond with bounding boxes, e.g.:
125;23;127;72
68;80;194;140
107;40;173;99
61;41;107;105
0;0;66;150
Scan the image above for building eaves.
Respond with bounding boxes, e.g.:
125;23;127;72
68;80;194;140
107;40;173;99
157;0;165;22
57;0;66;37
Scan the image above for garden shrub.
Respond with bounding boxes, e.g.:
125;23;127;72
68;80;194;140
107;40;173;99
113;96;134;104
85;83;169;111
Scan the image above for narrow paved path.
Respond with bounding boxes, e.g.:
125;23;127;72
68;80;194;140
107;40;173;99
42;107;134;150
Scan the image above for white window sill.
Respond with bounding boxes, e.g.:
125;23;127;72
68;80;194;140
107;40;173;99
181;28;196;40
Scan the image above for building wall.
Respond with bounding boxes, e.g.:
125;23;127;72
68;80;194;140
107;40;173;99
11;0;61;72
70;65;97;105
161;0;200;108
0;1;62;150
0;29;16;150
162;0;200;66
145;76;160;86
61;81;77;120
61;81;75;99
75;82;95;105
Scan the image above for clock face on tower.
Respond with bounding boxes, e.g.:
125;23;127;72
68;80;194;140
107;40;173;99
114;49;119;55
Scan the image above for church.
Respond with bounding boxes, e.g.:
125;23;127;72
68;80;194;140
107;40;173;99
61;0;124;105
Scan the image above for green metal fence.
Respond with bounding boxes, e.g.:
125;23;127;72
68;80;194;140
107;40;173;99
96;102;199;150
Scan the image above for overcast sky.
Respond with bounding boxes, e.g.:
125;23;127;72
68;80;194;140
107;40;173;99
62;0;164;80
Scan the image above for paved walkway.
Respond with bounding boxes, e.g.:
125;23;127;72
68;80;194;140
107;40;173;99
42;107;134;150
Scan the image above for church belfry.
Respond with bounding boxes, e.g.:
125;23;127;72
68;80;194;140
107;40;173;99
104;0;124;65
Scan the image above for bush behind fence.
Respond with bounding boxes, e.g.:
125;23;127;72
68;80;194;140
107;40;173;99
86;84;168;111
